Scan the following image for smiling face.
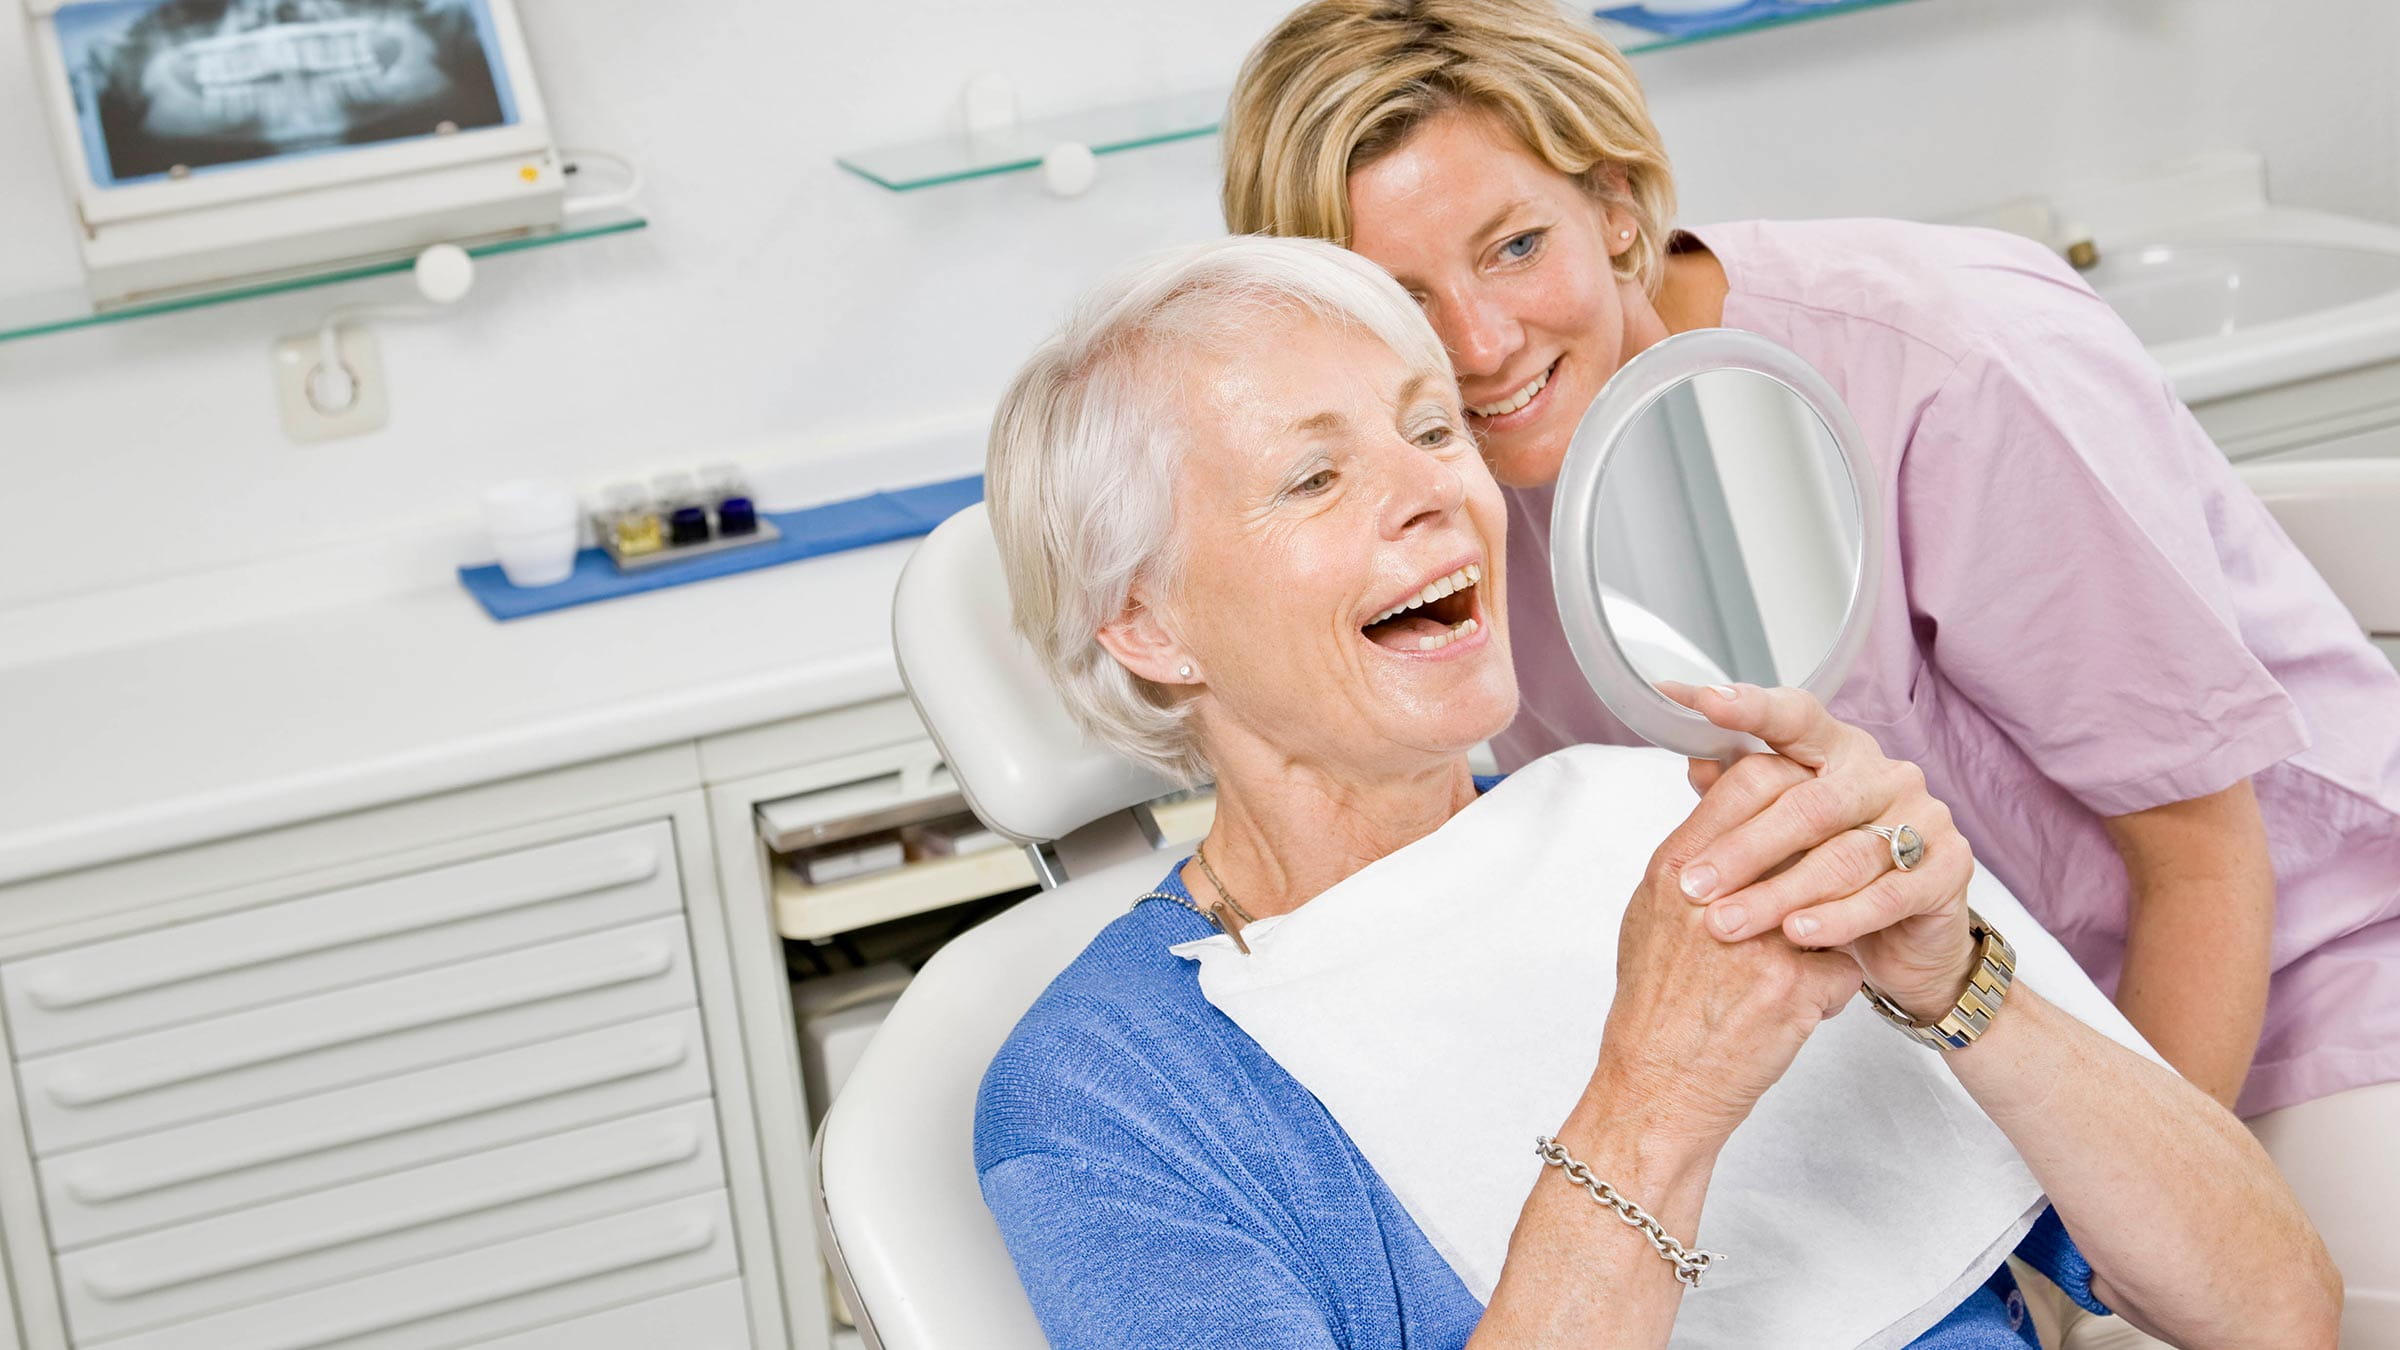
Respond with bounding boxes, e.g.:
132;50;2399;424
1104;313;1517;784
1346;106;1662;489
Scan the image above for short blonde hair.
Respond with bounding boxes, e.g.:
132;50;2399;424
987;236;1450;783
1223;0;1678;293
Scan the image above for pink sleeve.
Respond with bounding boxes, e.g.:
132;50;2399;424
1899;314;2308;818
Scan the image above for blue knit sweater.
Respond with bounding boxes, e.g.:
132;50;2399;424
976;864;2108;1349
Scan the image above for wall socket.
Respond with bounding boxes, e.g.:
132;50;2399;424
272;325;390;443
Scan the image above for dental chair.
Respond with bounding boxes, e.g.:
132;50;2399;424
813;503;1733;1350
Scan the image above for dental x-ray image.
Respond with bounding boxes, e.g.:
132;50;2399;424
54;0;520;186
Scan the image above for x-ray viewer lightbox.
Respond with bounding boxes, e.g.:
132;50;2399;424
24;0;565;303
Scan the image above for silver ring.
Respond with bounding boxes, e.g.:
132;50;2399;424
1859;823;1927;872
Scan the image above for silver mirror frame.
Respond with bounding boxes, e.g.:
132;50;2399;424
1548;328;1884;760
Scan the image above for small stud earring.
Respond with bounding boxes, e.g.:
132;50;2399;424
1618;228;1634;241
1178;664;1194;679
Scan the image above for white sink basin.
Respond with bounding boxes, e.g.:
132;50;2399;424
2086;239;2400;348
2077;206;2400;405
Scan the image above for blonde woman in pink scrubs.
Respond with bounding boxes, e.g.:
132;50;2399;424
1225;1;2400;1343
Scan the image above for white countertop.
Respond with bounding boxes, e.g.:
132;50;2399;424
0;536;923;886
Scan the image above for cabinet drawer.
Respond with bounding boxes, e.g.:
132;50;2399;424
59;1100;728;1344
84;1190;740;1350
4;822;681;1059
471;1277;751;1350
43;1009;713;1251
19;916;696;1155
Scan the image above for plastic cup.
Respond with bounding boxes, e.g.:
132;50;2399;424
482;481;581;588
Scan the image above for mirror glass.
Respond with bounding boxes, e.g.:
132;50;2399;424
1592;368;1860;689
1549;329;1881;760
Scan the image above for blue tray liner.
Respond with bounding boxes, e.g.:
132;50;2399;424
458;473;985;621
1597;0;1870;40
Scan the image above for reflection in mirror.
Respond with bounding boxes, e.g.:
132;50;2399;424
1593;369;1862;690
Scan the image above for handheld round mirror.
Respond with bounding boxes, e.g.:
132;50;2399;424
1549;329;1883;760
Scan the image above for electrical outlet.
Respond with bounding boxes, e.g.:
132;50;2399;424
272;325;390;443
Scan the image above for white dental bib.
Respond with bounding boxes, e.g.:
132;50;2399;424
1174;746;2156;1350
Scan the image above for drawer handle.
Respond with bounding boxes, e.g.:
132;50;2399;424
27;842;665;1011
81;1123;707;1301
46;941;679;1109
253;1213;718;1350
65;1028;695;1205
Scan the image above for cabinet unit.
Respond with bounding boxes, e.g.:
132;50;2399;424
0;751;803;1350
0;688;1137;1350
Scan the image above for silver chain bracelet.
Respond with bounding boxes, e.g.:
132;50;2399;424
1533;1135;1726;1289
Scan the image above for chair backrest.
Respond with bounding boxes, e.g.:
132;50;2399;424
820;502;1186;1348
813;849;1167;1350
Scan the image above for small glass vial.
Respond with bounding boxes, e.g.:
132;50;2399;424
604;483;664;556
667;504;711;546
700;461;758;537
651;472;711;547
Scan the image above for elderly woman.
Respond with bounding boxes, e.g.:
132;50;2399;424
973;236;2335;1350
1218;7;2400;1339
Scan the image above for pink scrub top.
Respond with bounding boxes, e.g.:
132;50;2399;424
1495;217;2400;1117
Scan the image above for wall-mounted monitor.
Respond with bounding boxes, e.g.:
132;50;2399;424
24;0;566;304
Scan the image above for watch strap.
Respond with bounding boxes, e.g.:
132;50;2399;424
1862;909;2016;1051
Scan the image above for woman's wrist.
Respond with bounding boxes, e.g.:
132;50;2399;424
1883;929;1985;1025
1575;1055;1734;1182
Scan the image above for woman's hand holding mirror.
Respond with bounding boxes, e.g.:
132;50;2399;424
1663;682;1982;1024
1548;330;1978;1017
1599;747;1868;1152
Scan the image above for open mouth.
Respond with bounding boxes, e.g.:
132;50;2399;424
1361;562;1483;653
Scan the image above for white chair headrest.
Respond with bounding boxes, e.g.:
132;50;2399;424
893;503;1180;845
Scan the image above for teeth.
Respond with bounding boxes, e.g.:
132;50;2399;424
1366;563;1484;626
1416;617;1481;651
1469;364;1551;419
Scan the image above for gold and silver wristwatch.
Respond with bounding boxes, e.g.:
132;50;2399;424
1862;909;2017;1051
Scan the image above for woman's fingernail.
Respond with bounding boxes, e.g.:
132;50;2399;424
1791;914;1821;939
1679;864;1717;900
1710;684;1740;700
1715;904;1748;935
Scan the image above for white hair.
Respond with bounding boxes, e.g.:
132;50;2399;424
987;235;1452;782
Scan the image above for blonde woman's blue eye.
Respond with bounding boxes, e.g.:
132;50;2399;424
1501;232;1542;261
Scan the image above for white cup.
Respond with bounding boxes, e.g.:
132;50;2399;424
482;481;581;588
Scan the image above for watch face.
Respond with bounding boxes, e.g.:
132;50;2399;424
54;0;521;187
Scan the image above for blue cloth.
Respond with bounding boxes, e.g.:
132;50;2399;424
456;474;984;621
976;861;2111;1348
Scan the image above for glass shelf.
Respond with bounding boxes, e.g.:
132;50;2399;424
836;0;1925;193
0;210;648;346
837;89;1227;192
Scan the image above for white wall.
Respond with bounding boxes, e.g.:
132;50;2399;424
2;0;2394;612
